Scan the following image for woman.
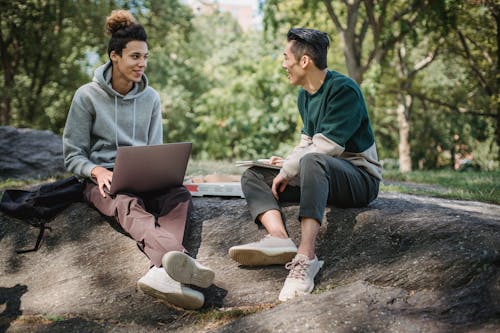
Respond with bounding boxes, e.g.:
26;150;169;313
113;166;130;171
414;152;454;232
63;10;214;310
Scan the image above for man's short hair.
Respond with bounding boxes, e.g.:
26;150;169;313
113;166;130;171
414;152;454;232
287;28;330;70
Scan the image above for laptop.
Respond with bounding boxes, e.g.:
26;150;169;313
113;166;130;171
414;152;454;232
107;142;192;195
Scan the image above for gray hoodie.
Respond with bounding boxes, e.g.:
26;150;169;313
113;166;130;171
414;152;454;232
63;61;162;178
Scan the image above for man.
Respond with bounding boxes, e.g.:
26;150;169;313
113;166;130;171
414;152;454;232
229;28;382;301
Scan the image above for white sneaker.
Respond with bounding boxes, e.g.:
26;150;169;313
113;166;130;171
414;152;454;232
137;266;204;310
162;251;215;288
278;254;324;301
228;235;298;266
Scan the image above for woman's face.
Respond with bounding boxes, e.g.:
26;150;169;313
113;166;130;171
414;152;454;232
110;40;148;83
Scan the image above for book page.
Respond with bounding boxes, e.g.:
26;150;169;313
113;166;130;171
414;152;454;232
235;159;282;170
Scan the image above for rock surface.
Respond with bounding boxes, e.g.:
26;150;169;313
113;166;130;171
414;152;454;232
0;126;66;181
1;193;499;332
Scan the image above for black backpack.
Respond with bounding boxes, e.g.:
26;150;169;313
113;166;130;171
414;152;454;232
0;176;84;253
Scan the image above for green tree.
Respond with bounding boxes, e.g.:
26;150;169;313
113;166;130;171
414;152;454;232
263;0;498;171
156;9;298;160
410;1;499;167
0;0;113;131
123;0;197;142
265;0;445;84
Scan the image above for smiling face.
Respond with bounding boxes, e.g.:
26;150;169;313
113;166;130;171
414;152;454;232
282;41;306;86
110;40;148;88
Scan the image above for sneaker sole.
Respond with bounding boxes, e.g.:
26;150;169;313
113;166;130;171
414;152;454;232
137;281;204;310
229;248;297;266
163;251;215;288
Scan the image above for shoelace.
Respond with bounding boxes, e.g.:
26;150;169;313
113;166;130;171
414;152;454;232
285;256;309;280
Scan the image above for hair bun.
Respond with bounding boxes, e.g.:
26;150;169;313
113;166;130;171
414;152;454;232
106;10;137;35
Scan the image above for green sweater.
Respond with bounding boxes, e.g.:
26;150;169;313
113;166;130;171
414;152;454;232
280;70;382;180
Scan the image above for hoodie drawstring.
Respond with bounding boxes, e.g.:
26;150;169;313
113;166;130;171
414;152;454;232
114;96;137;148
132;98;136;145
114;96;118;148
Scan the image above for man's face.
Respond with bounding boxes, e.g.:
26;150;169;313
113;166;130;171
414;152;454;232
111;40;149;83
282;41;305;86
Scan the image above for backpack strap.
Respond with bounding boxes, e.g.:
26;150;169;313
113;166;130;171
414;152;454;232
16;222;52;254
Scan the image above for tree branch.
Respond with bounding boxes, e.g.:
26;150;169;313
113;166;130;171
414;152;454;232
391;0;420;22
408;39;444;77
378;1;422;55
346;0;362;33
457;29;492;96
409;91;496;118
464;34;493;65
363;0;378;51
323;0;344;31
359;17;369;45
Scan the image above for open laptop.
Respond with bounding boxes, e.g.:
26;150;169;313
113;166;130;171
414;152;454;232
107;142;192;195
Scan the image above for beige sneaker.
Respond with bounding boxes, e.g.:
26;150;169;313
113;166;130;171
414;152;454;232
278;254;324;301
228;235;298;266
162;251;215;288
137;266;204;310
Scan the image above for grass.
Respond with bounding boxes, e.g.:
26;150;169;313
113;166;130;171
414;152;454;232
187;159;243;177
381;169;500;204
1;160;498;204
0;171;75;191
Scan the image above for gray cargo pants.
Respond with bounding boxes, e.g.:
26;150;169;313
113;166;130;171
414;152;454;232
241;153;379;225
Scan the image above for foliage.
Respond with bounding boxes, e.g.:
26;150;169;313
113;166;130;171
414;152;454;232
191;34;297;159
0;0;114;132
264;0;498;170
158;11;299;160
413;1;499;167
0;0;497;170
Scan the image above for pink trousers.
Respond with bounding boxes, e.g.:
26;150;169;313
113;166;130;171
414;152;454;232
84;182;192;267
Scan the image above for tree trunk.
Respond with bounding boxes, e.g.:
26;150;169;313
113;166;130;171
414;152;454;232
0;35;14;125
338;32;363;84
0;96;12;125
0;69;14;125
496;107;500;163
0;8;18;126
397;93;412;172
495;4;500;163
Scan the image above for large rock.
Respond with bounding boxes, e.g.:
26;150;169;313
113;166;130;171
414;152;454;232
0;193;499;332
0;126;66;180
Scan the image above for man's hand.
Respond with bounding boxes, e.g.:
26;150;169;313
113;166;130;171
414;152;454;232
269;155;284;167
272;172;289;200
91;166;113;198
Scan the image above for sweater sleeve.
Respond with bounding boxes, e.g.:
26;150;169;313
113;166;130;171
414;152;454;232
62;91;97;178
279;133;345;179
319;85;363;146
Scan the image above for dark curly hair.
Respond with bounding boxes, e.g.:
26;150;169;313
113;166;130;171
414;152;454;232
106;10;147;57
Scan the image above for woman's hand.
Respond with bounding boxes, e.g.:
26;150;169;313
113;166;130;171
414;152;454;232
91;166;113;198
